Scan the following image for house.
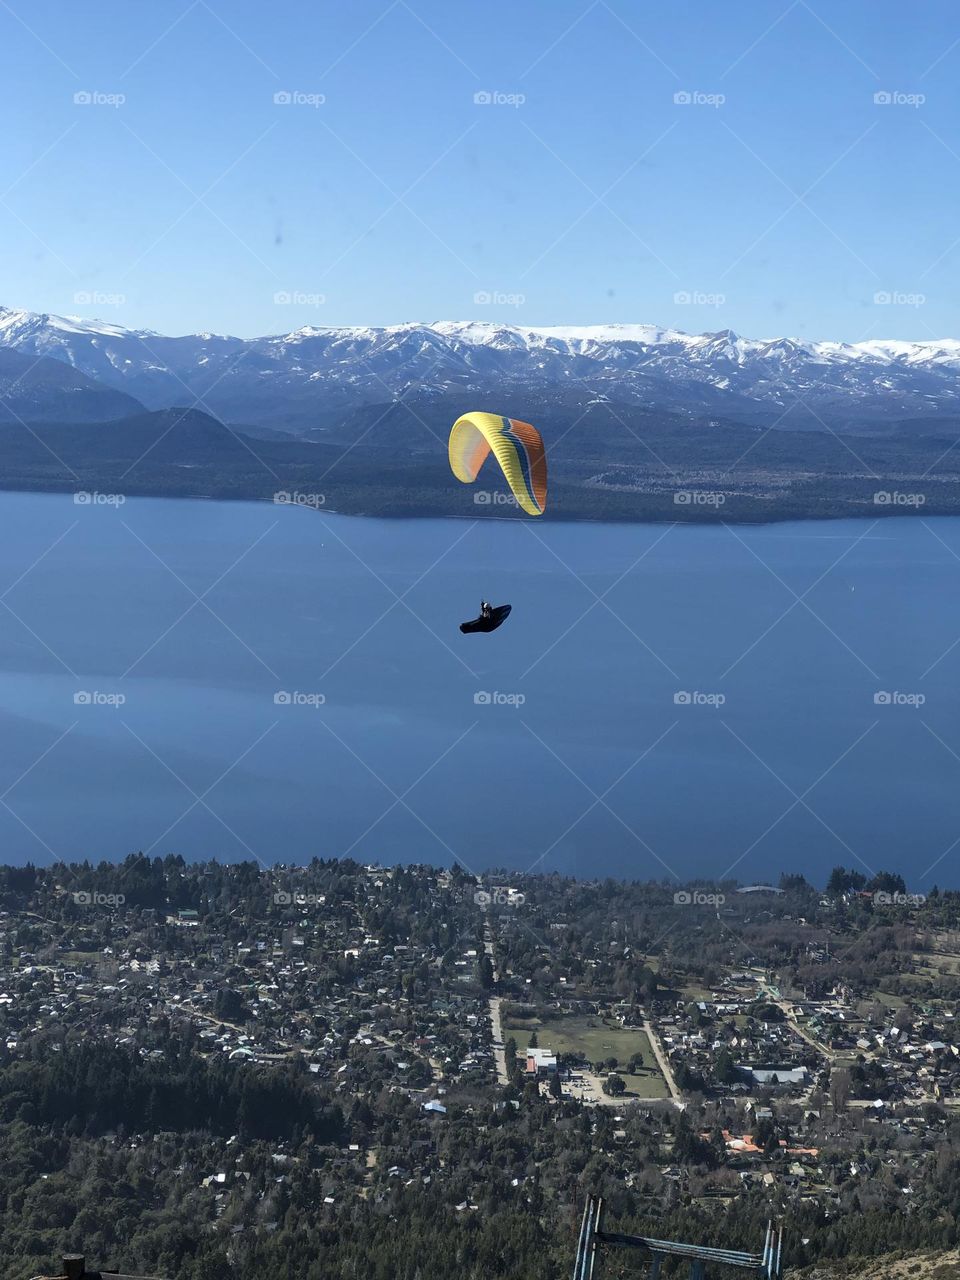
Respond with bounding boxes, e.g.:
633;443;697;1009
741;1065;808;1088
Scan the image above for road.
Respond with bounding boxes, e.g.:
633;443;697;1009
643;1019;684;1107
480;894;510;1086
757;977;834;1060
489;995;510;1085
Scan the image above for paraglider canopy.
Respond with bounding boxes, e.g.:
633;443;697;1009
448;412;547;516
460;604;512;634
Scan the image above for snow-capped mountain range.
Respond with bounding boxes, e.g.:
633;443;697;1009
1;306;959;434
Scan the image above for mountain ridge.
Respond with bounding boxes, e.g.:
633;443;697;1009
0;346;145;424
2;306;959;436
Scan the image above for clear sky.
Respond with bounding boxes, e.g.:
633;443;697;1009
2;0;959;341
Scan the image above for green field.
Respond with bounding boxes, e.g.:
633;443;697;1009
678;982;715;1003
503;1014;668;1098
871;990;908;1008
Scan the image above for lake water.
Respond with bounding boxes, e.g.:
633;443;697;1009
1;491;959;889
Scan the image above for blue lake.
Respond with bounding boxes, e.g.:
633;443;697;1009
1;491;959;888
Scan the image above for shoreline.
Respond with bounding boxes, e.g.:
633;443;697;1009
0;479;946;530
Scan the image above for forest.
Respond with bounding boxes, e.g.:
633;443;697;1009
3;393;960;524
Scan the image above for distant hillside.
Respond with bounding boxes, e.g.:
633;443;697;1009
801;1249;960;1280
2;396;960;523
0;348;145;424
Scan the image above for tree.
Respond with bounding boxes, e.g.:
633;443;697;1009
505;1036;523;1087
603;1073;625;1097
637;965;658;1001
867;871;906;896
893;1006;914;1032
214;987;247;1024
779;873;811;893
672;1109;717;1167
714;1048;740;1085
826;866;866;896
478;954;494;990
830;1067;851;1115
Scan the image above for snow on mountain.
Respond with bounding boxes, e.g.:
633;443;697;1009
0;306;958;434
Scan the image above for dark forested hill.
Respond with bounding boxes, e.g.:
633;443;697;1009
1;394;960;524
0;348;145;425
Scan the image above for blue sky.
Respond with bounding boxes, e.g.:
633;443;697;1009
3;0;959;340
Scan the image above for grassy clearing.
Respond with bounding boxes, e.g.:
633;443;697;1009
617;1069;669;1099
911;951;960;976
871;990;908;1008
678;983;715;1003
503;1014;668;1097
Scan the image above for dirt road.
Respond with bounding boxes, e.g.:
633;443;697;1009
489;995;510;1085
643;1019;684;1106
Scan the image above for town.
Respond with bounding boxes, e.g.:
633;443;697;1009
2;858;960;1279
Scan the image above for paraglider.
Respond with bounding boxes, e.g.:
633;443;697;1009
460;603;512;634
449;412;543;635
448;411;547;517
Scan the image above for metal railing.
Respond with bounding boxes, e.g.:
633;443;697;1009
573;1196;784;1280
